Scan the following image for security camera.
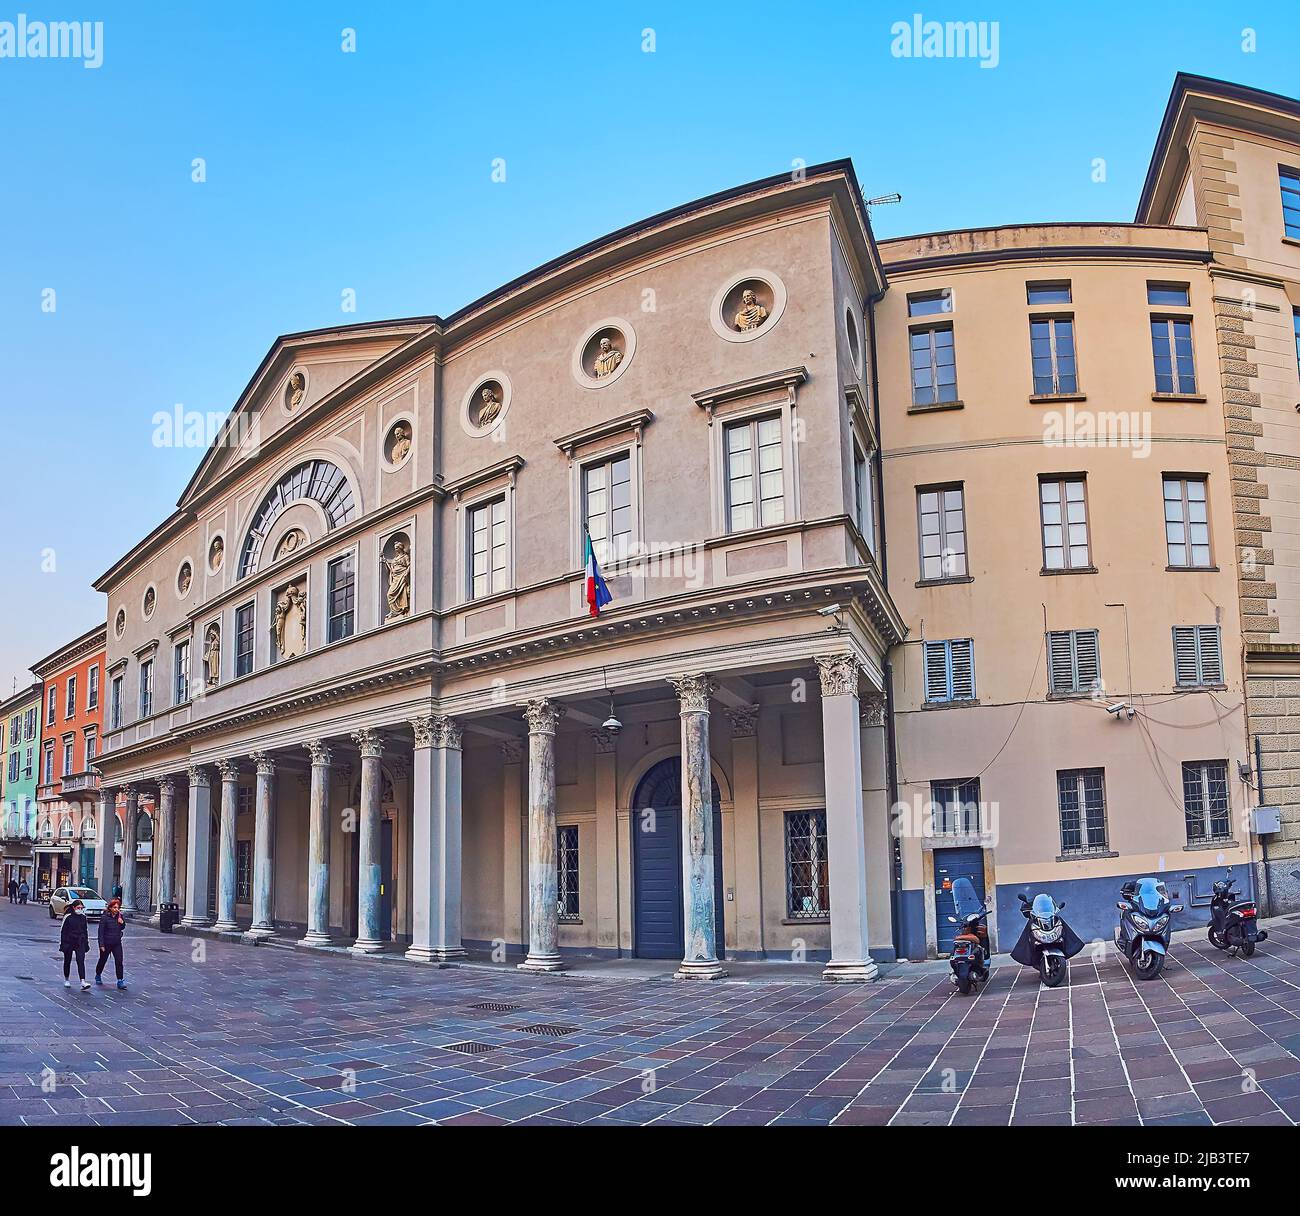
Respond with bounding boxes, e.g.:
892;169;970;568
1105;702;1135;719
816;604;842;618
601;714;623;736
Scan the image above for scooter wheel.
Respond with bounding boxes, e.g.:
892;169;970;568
1135;950;1166;979
1207;927;1225;950
956;973;973;995
1040;956;1066;988
1240;941;1256;958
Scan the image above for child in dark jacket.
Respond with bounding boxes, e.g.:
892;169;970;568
95;897;128;990
59;900;91;990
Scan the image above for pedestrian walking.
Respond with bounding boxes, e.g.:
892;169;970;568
6;877;16;903
18;879;29;905
95;897;128;990
59;899;91;991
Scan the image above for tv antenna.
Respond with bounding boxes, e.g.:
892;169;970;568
864;192;902;213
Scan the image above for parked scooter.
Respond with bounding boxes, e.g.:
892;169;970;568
1010;892;1085;987
1207;867;1267;957
1115;877;1183;979
947;876;991;995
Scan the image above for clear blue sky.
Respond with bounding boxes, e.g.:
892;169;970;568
1;1;1296;691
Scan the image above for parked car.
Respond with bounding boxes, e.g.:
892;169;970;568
48;886;106;920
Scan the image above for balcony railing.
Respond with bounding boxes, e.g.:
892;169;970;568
36;783;60;802
61;771;101;794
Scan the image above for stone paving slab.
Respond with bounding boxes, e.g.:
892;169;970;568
1;901;1299;1126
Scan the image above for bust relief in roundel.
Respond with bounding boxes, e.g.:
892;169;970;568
384;420;413;469
711;270;788;344
572;318;636;389
208;535;225;573
460;372;512;438
284;368;307;413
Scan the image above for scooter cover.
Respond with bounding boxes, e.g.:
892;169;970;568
1009;902;1086;965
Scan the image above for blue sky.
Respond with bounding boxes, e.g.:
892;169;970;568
0;1;1296;691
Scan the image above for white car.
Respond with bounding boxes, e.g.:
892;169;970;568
48;886;106;920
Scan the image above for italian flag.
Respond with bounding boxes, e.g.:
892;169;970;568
584;531;613;618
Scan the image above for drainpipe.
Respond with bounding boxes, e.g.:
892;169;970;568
1255;734;1272;916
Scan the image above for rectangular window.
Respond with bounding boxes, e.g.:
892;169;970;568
65;676;76;719
1039;477;1090;570
1163;476;1211;568
8;717;18;747
923;638;976;703
235;839;252;903
24;707;35;740
85;733;96;765
1150;317;1197;394
1293;309;1299;370
1029;317;1077;394
46;685;56;727
784;809;829;919
235;603;255;678
1281;167;1300;240
909;324;958;406
42;745;53;784
917;484;967;580
7;754;16;783
907;290;952;317
110;676;123;731
724;414;784;532
1027;281;1072;305
1173;625;1223;687
582;453;633;567
173;641;189;705
327;554;356;643
468;496;509;599
930;778;981;836
138;660;153;719
1057;768;1108;855
1183;760;1231;844
23;747;32;780
87;665;98;710
1048;629;1101;695
62;738;73;776
853;441;875;551
557;825;580;922
1148;282;1191;307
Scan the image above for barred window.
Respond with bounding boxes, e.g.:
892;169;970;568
930;778;981;836
557;825;580;922
1183;760;1231;844
785;809;829;919
235;839;252;903
1057;768;1108;855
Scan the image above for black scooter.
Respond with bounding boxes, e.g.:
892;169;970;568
1115;877;1184;979
946;876;991;995
1207;867;1267;957
1010;892;1085;987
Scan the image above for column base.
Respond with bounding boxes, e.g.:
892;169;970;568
241;926;275;943
211;919;240;934
349;938;388;955
821;958;879;983
180;916;212;930
675;958;728;981
298;931;335;948
406;945;468;963
517;953;566;973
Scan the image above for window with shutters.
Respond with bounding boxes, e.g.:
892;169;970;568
923;639;975;703
1057;768;1109;855
1163;476;1211;568
1172;625;1223;687
917;484;967;581
1182;760;1232;844
1039;477;1090;570
930;778;981;836
1047;629;1100;696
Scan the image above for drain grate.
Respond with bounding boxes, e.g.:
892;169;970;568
517;1023;580;1038
441;1041;500;1055
468;1001;522;1013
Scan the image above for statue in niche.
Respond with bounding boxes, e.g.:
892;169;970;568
382;536;411;620
389;423;411;464
178;564;192;596
209;536;224;572
286;370;306;411
274;583;308;660
476;385;502;427
733;287;768;332
274;529;305;561
593;336;622;378
204;624;221;687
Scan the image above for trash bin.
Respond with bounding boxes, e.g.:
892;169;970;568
159;902;180;933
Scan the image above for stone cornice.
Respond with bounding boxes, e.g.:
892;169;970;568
29;625;107;680
692;365;808;416
440;454;525;500
553;409;653;458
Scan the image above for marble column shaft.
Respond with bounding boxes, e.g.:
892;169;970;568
246;752;276;937
350;730;386;953
518;699;565;973
181;768;213;927
119;787;139;915
213;760;240;931
300;740;333;946
156;777;177;907
94;787;114;905
407;715;466;962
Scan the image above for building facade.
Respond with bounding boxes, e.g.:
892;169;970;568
0;683;42;892
31;626;108;894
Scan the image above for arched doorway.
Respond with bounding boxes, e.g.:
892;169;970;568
631;758;725;960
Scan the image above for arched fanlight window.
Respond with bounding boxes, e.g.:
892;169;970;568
136;812;154;843
60;818;73;838
238;460;357;578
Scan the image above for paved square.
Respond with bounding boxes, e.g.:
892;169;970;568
2;902;1299;1126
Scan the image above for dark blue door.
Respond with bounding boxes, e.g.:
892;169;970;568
380;818;393;942
632;759;725;960
934;847;985;955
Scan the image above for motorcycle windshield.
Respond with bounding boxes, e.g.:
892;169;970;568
1031;893;1056;920
1135;877;1166;915
951;877;983;919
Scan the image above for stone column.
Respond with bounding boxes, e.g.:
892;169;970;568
726;704;764;957
407;715;467;963
181;768;212;927
94;786;115;903
156;776;177;909
300;739;333;947
500;739;525;956
670;674;726;980
119;786;139;916
518;698;565;973
350;729;386;953
212;759;240;932
244;751;276;940
816;654;878;982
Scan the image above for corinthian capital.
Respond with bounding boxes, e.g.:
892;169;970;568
499;738;524;764
186;766;210;789
158;776;176;798
431;715;463;750
860;692;886;727
815;653;860;699
215;758;240;782
524;698;565;736
305;739;333;767
669;673;716;714
352;728;384;760
724;703;760;738
250;750;275;777
410;716;436;749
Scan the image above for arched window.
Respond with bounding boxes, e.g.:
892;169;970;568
238;460;357;578
136;812;154;843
